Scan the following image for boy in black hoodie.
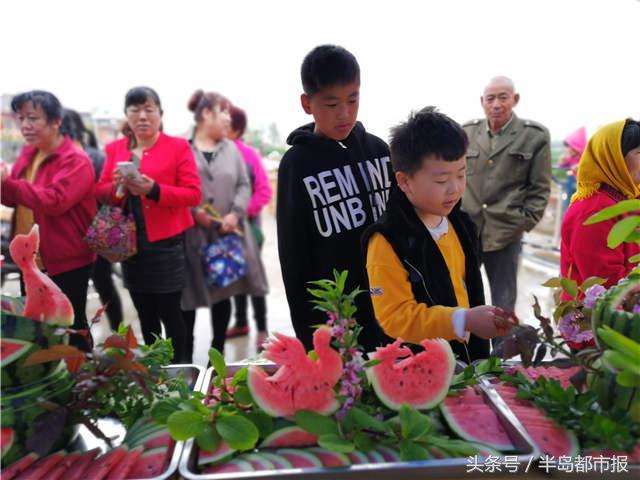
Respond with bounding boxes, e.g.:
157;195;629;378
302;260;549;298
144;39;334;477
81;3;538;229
277;45;393;352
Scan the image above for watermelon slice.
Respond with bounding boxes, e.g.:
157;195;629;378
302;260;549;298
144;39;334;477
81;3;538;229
240;453;275;470
346;451;369;465
276;449;323;468
82;447;128;480
202;458;254;474
364;449;385;463
495;383;580;456
64;447;100;480
198;441;235;467
1;452;38;480
125;446;169;479
142;432;173;451
45;451;81;480
9;226;74;326
307;447;351;467
105;447;142;480
0;340;32;368
248;328;342;417
373;446;401;463
440;386;514;451
14;449;65;480
366;338;456;410
259;426;319;448
259;452;293;469
506;365;583;389
1;427;14;459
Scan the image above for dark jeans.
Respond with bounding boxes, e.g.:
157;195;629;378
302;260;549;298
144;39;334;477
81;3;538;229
129;291;187;363
183;299;232;362
50;264;93;352
482;239;522;312
91;257;123;331
232;295;267;332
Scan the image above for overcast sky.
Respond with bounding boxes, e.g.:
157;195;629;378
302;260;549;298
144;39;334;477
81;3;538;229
2;0;639;143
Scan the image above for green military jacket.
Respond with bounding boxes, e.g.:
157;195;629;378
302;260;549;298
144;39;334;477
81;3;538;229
461;114;551;252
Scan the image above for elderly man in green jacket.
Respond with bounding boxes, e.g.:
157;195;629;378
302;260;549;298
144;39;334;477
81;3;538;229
462;76;551;315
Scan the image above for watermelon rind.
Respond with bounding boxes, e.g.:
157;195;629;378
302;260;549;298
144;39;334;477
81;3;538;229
346;450;369;465
366;338;456;411
241;452;276;470
373;446;401;463
259;452;293;469
1;427;14;459
202;458;254;474
259;425;319;449
198;441;235;466
276;448;323;468
307;447;351;467
469;442;502;458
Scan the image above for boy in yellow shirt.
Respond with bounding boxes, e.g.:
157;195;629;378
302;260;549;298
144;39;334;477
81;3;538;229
362;107;512;361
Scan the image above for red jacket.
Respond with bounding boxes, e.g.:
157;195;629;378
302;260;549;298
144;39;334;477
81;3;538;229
1;137;97;275
97;133;201;241
561;185;640;290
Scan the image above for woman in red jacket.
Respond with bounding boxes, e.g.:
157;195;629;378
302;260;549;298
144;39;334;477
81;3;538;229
1;90;97;351
561;119;640;290
97;87;201;362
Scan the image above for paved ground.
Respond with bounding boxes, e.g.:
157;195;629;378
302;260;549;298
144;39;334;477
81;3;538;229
1;207;559;367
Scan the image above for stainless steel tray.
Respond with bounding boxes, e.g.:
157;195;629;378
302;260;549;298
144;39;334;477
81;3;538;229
179;362;540;479
70;363;205;480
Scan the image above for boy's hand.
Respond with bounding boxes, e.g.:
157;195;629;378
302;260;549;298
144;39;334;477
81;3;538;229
465;306;516;339
194;208;214;229
220;213;239;234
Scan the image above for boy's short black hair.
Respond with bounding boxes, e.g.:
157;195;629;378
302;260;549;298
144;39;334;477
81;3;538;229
301;45;360;96
622;118;640;157
11;90;63;122
389;107;469;174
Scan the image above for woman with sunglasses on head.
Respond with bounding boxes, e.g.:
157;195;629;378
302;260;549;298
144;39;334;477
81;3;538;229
96;86;201;362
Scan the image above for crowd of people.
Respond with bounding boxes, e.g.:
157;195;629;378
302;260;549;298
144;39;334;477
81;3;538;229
1;44;639;363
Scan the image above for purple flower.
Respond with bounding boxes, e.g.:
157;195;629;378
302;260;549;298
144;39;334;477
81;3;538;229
583;284;606;308
558;312;594;343
633;303;640;314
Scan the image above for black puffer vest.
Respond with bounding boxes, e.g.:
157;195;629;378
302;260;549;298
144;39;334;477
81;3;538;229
361;186;490;361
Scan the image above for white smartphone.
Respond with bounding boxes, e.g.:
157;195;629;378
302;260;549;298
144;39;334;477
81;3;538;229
117;161;142;181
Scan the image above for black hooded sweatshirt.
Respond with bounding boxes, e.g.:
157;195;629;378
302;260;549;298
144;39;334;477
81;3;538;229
277;122;394;352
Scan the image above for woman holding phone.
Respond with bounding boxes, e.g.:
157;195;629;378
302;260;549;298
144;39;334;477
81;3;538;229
97;86;201;362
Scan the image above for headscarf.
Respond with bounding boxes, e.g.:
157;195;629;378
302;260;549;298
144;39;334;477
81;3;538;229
571;120;640;204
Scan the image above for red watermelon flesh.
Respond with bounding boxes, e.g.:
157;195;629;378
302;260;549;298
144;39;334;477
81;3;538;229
440;386;514;451
142;432;173;451
125;446;168;479
276;449;323;468
0;339;32;368
64;447;100;480
307;447;351;467
198;441;234;466
248;328;342;417
365;450;385;463
14;449;65;480
9;226;73;326
374;446;401;463
347;451;369;465
1;427;14;458
105;447;142;480
259;426;319;449
1;452;38;480
82;447;128;480
46;451;81;480
202;458;254;474
366;338;456;411
496;383;579;456
259;452;293;469
507;366;582;390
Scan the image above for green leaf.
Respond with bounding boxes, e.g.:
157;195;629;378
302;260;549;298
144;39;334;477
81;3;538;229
208;348;227;379
167;410;207;440
616;370;640;387
216;415;259;451
295;410;340;436
353;432;375;452
318;434;355;453
245;411;273;439
607;216;640;248
560;278;579;299
579;276;607;291
399;405;432;440
230;367;248;387
150;398;183;424
307;350;319;361
399;439;432;461
585;200;640;224
344;407;387;432
196;423;221;451
363;359;382;368
629;254;640;263
233;386;253;405
542;277;562;287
